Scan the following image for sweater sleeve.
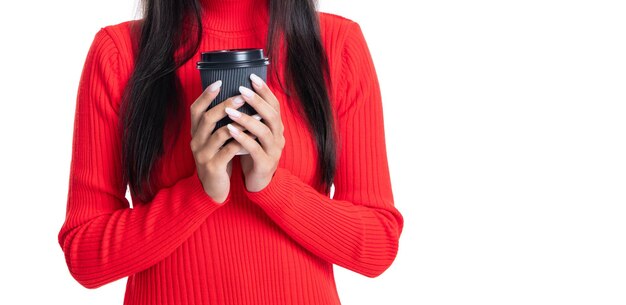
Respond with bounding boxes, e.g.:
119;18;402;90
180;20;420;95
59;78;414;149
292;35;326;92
57;27;231;289
242;20;404;278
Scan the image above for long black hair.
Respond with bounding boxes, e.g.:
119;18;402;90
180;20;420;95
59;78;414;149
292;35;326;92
119;0;337;203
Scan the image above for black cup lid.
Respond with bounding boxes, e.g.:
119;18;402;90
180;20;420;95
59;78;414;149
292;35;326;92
197;48;269;69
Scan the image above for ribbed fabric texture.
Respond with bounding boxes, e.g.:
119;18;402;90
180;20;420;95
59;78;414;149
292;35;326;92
57;0;404;304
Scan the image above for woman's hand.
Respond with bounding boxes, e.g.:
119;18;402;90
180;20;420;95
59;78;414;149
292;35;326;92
224;74;285;192
189;80;249;203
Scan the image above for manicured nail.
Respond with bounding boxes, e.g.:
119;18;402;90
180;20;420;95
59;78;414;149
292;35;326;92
227;123;240;135
239;86;254;98
232;96;244;105
250;73;264;87
252;114;262;120
224;107;241;118
208;80;222;92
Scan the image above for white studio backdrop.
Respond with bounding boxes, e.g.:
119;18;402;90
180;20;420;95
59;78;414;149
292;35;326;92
0;1;624;305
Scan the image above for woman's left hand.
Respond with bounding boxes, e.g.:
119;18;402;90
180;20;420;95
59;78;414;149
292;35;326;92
224;73;285;192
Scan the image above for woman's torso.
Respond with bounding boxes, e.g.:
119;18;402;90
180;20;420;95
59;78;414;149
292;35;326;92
109;12;351;305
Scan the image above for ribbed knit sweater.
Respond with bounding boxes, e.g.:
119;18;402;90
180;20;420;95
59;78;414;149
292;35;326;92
57;0;404;304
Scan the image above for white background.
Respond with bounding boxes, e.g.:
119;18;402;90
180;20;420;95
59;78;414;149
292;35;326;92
0;0;625;304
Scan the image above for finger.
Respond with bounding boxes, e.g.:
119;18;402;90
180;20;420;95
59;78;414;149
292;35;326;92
202;94;246;134
224;107;272;149
190;80;222;134
208;94;246;122
212;139;245;167
238;85;282;134
191;95;246;150
199;124;233;160
249;73;280;112
230;121;260;139
236;116;261;139
202;120;259;159
226;123;268;163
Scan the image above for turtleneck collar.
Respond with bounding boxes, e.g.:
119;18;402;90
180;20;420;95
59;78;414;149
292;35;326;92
197;0;270;33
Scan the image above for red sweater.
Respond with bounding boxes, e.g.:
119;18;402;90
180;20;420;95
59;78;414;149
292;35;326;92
57;0;404;303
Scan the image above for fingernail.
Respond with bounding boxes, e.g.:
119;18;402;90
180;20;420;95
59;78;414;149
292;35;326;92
250;73;264;87
239;86;254;98
208;80;222;92
225;107;241;118
227;123;240;135
232;96;244;105
252;114;262;120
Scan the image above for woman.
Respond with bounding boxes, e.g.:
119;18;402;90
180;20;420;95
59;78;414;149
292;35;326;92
57;0;404;303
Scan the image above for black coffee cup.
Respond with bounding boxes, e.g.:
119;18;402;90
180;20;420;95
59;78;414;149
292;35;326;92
197;48;269;155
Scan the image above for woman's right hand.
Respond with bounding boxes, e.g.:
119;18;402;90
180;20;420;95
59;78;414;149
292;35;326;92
189;80;246;204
